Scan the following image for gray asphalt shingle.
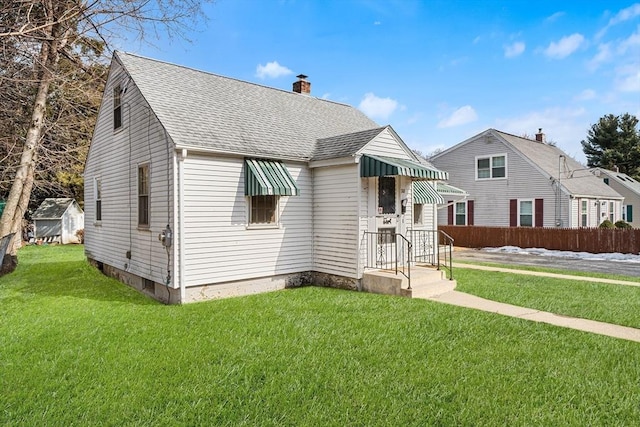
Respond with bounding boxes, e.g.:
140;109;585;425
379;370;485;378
116;52;379;161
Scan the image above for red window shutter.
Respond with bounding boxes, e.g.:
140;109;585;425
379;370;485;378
535;198;544;227
509;199;517;227
467;200;474;226
447;200;453;225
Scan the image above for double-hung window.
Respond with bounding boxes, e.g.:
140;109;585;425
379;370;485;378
138;164;150;227
519;200;533;227
476;154;506;179
609;202;614;222
94;178;102;222
581;200;588;227
113;85;122;130
455;202;467;225
250;195;277;225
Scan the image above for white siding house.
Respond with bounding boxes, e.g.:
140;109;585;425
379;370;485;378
33;198;84;244
431;129;624;228
84;52;448;303
592;168;640;228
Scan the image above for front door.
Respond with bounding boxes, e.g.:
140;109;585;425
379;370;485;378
367;176;404;268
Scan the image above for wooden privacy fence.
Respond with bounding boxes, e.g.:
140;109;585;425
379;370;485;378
439;226;640;254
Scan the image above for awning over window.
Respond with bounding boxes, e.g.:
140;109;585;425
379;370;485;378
413;181;444;204
245;159;300;196
360;154;448;180
436;182;467;196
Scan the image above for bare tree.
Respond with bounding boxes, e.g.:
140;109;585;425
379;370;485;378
0;0;209;270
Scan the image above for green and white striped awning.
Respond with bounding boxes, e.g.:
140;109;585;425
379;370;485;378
360;154;448;180
413;181;445;204
245;159;300;196
436;182;467;196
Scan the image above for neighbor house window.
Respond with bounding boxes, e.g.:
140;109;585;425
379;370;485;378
113;85;122;130
94;178;102;222
455;202;467;225
138;164;149;227
250;195;278;225
413;203;423;225
378;176;395;214
581;200;588;227
476;154;506;179
609;202;614;222
519;200;533;227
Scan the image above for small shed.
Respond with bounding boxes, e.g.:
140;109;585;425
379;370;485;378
33;198;84;244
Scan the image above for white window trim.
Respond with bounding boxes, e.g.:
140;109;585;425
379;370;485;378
246;195;281;230
137;163;150;229
94;177;102;225
413;203;423;225
518;198;534;227
475;153;508;181
580;199;588;227
455;201;467;226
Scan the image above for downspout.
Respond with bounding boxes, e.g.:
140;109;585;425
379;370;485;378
355;159;362;290
178;148;187;303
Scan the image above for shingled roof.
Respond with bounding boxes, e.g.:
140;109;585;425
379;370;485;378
494;130;622;199
115;52;379;161
32;198;80;219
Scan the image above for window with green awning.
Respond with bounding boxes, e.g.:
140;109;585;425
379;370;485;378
244;159;300;196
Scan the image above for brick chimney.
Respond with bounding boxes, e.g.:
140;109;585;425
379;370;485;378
292;74;311;94
535;128;545;143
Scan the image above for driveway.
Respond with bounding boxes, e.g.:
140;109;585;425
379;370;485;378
453;247;640;278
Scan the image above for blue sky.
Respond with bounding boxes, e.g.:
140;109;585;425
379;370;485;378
127;0;640;164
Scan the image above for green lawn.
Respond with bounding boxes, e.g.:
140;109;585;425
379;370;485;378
455;266;640;329
1;246;639;426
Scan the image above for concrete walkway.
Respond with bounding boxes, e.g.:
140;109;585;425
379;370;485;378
453;262;640;287
423;265;640;343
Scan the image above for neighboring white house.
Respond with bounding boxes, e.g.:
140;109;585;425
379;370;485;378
33;198;84;244
431;128;624;228
84;52;448;304
592;168;640;228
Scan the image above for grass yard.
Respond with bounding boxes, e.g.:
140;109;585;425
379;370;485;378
1;245;639;425
455;266;640;329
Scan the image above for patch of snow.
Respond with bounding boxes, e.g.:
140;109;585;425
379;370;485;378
483;246;640;264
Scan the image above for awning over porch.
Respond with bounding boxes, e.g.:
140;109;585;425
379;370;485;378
360;154;448;180
413;181;444;204
245;159;300;196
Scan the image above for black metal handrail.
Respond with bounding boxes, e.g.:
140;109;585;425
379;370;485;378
407;229;455;280
363;230;412;289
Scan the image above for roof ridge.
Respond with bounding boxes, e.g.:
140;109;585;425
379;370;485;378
116;51;355;108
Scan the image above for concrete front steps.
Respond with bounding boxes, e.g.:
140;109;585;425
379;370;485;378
361;265;456;298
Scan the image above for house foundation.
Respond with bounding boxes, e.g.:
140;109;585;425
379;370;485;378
87;258;361;304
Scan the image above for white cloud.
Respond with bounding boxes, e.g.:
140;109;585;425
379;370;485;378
320;93;331;100
597;3;640;39
494;107;588;162
543;33;585;59
504;41;525;58
358;93;399;120
588;43;612;70
545;11;565;23
437;105;478;128
574;89;596;101
615;65;640;92
618;25;640;53
255;61;293;79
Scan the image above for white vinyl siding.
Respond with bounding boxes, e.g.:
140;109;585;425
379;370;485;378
433;134;560;227
314;164;359;278
84;60;174;287
181;156;312;286
359;128;412;159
